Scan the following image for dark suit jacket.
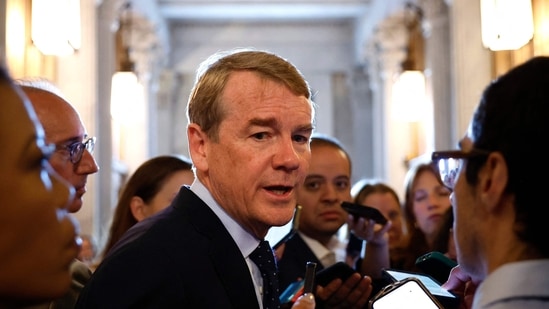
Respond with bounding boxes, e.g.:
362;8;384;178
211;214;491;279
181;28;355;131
277;233;324;292
75;187;260;309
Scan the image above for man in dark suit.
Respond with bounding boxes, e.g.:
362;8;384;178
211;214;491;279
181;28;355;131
76;48;325;308
277;135;387;308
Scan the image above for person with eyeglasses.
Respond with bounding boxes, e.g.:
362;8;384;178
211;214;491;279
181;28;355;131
15;78;99;309
16;78;99;214
433;56;549;309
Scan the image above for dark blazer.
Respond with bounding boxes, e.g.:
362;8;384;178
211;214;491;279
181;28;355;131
277;233;324;292
75;187;260;309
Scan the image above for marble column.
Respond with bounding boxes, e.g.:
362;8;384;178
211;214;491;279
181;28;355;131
420;0;454;151
446;0;491;137
366;11;410;197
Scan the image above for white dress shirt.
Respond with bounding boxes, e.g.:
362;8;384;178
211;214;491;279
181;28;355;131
472;259;549;309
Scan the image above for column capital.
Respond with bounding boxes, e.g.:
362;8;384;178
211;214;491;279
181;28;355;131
373;13;410;78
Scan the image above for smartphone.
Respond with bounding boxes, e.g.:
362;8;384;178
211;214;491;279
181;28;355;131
279;261;317;304
303;261;317;294
266;205;302;250
341;201;388;225
315;262;357;287
415;251;458;284
382;269;459;309
369;277;444;309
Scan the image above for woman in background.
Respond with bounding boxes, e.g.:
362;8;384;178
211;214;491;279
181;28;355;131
99;155;194;261
394;162;452;271
347;179;406;261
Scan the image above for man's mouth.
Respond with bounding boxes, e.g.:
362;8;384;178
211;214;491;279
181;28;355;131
266;185;292;195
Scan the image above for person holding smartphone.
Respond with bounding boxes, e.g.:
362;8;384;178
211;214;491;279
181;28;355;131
277;134;389;308
436;57;549;308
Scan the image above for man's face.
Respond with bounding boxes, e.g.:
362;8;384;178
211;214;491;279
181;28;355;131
195;71;313;239
450;133;485;279
297;144;351;241
0;81;79;300
24;89;99;213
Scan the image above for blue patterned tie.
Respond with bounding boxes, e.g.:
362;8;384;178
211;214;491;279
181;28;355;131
250;240;280;309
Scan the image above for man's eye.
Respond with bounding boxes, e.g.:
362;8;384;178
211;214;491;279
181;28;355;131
335;180;349;190
252;132;267;140
305;182;320;190
293;135;309;143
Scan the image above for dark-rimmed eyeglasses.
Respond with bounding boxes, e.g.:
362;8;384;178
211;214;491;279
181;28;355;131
55;136;96;164
431;149;491;189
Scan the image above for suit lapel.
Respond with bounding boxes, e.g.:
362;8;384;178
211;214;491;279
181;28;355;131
177;189;260;309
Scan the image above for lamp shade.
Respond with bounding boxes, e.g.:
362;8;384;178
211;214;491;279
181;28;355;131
110;71;145;124
392;70;426;122
31;0;81;56
480;0;534;51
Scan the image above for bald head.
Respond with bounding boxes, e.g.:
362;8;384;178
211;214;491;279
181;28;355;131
20;86;83;141
16;79;99;213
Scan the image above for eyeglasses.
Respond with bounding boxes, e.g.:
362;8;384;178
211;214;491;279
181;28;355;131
431;149;490;189
55;136;96;164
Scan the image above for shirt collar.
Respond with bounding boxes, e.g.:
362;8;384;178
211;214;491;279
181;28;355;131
190;179;259;258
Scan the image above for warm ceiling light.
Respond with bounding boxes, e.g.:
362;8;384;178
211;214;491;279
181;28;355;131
110;71;145;124
392;70;426;122
110;2;145;124
31;0;81;56
480;0;534;51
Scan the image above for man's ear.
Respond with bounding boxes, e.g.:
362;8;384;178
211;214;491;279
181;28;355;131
479;152;508;213
188;123;209;172
130;196;147;222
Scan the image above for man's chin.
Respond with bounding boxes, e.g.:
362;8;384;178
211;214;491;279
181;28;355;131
68;199;83;213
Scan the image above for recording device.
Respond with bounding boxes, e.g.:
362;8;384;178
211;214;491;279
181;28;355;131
369;277;444;309
266;205;302;250
315;262;357;287
279;261;317;304
303;262;317;294
382;269;459;309
341;201;388;225
415;251;458;284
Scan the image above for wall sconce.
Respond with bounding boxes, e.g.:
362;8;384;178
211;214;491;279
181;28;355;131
480;0;534;51
392;70;426;121
110;2;145;125
110;71;145;124
392;2;426;122
31;0;81;56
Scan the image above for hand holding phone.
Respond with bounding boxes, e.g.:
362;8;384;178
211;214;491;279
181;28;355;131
370;277;444;309
382;269;459;309
279;261;317;304
341;202;388;225
315;262;357;287
415;251;458;284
